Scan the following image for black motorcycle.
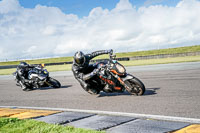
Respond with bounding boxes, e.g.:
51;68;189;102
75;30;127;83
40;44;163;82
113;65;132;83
13;66;61;90
86;52;145;95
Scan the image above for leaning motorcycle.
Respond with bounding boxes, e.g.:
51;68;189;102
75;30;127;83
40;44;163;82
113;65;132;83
13;66;61;90
86;52;145;95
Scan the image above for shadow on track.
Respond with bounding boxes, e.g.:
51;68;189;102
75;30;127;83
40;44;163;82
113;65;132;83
25;85;72;91
97;91;130;97
143;88;160;96
97;87;160;97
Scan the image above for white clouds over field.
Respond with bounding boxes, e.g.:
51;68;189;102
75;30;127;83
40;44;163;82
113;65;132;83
0;0;200;60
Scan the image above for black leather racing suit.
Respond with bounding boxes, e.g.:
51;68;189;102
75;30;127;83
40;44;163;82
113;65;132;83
72;50;111;94
16;64;35;89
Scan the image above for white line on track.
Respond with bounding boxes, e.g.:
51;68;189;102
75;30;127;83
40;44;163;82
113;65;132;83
1;106;200;124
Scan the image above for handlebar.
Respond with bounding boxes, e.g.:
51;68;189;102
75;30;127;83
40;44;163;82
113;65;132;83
109;52;116;60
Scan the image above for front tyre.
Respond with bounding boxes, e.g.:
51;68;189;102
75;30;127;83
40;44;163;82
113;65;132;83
124;78;145;96
48;77;61;88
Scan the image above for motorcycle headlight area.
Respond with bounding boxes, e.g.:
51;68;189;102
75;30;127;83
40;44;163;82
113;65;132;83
115;63;126;74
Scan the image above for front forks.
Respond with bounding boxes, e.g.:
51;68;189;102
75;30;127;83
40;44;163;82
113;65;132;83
110;72;132;92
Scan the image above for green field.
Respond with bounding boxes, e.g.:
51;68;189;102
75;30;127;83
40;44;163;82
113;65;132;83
0;45;200;66
0;117;104;133
0;57;73;66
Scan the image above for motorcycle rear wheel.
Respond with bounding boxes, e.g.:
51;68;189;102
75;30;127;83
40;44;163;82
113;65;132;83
48;77;61;88
125;78;145;96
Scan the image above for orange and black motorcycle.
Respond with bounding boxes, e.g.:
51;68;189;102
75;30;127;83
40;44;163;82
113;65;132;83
87;52;145;95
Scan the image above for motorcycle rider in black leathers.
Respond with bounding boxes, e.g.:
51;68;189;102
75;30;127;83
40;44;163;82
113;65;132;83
16;62;35;91
72;49;113;94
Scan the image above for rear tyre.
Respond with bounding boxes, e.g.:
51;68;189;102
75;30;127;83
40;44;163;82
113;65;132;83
124;78;145;96
48;77;61;88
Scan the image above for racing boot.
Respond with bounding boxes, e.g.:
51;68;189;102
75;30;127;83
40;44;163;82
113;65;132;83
87;88;99;95
103;84;112;93
80;80;99;95
16;80;21;86
19;81;27;91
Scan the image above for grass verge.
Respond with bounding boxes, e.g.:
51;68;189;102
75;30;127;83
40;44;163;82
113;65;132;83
0;117;104;133
119;55;200;66
0;55;200;75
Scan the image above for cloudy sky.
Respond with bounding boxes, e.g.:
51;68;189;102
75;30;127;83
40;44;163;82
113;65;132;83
0;0;200;61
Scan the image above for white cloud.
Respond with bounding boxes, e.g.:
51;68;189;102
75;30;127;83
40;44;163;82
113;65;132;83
0;0;200;61
0;0;21;14
115;0;133;11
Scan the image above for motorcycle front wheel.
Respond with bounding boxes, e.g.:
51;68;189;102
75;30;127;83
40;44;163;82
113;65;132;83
48;77;61;88
124;77;145;96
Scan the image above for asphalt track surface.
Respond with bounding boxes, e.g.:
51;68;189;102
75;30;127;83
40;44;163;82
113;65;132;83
0;62;200;120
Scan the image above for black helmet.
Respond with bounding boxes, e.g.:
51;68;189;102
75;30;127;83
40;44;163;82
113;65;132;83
19;62;28;66
74;51;85;65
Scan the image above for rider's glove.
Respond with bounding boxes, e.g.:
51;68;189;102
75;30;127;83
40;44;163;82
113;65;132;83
108;49;113;54
92;68;100;75
78;73;83;79
82;68;100;81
